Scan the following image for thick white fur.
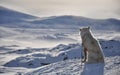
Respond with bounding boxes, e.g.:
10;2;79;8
80;27;104;64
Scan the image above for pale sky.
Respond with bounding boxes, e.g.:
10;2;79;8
0;0;120;19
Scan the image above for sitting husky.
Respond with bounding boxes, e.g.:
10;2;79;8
80;27;104;64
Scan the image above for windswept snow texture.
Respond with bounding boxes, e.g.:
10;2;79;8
3;44;81;68
24;57;120;75
0;40;120;75
0;6;120;75
24;40;120;75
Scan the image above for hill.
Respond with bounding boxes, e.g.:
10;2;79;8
0;6;120;31
0;40;119;75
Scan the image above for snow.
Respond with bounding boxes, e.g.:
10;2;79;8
0;6;120;75
24;56;120;75
0;40;120;75
23;41;120;75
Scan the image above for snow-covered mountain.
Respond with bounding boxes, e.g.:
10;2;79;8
32;15;120;26
0;6;37;23
0;6;120;31
31;15;120;31
0;6;39;28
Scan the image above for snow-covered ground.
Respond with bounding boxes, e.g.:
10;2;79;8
0;6;120;75
0;39;120;75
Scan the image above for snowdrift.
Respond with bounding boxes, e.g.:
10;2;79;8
2;40;120;75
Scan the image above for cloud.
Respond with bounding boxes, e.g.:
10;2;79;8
0;0;120;19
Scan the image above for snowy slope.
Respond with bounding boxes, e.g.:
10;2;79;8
0;6;120;31
3;40;120;68
3;44;81;68
0;40;119;75
31;15;120;31
0;6;37;24
23;40;120;75
24;56;120;75
0;6;39;28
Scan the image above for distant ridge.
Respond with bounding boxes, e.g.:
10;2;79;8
0;6;38;24
0;6;120;31
31;15;120;31
0;6;37;18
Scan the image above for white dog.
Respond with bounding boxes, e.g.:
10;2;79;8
80;27;104;64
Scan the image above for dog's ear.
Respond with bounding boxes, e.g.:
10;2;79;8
88;26;90;29
79;28;82;31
